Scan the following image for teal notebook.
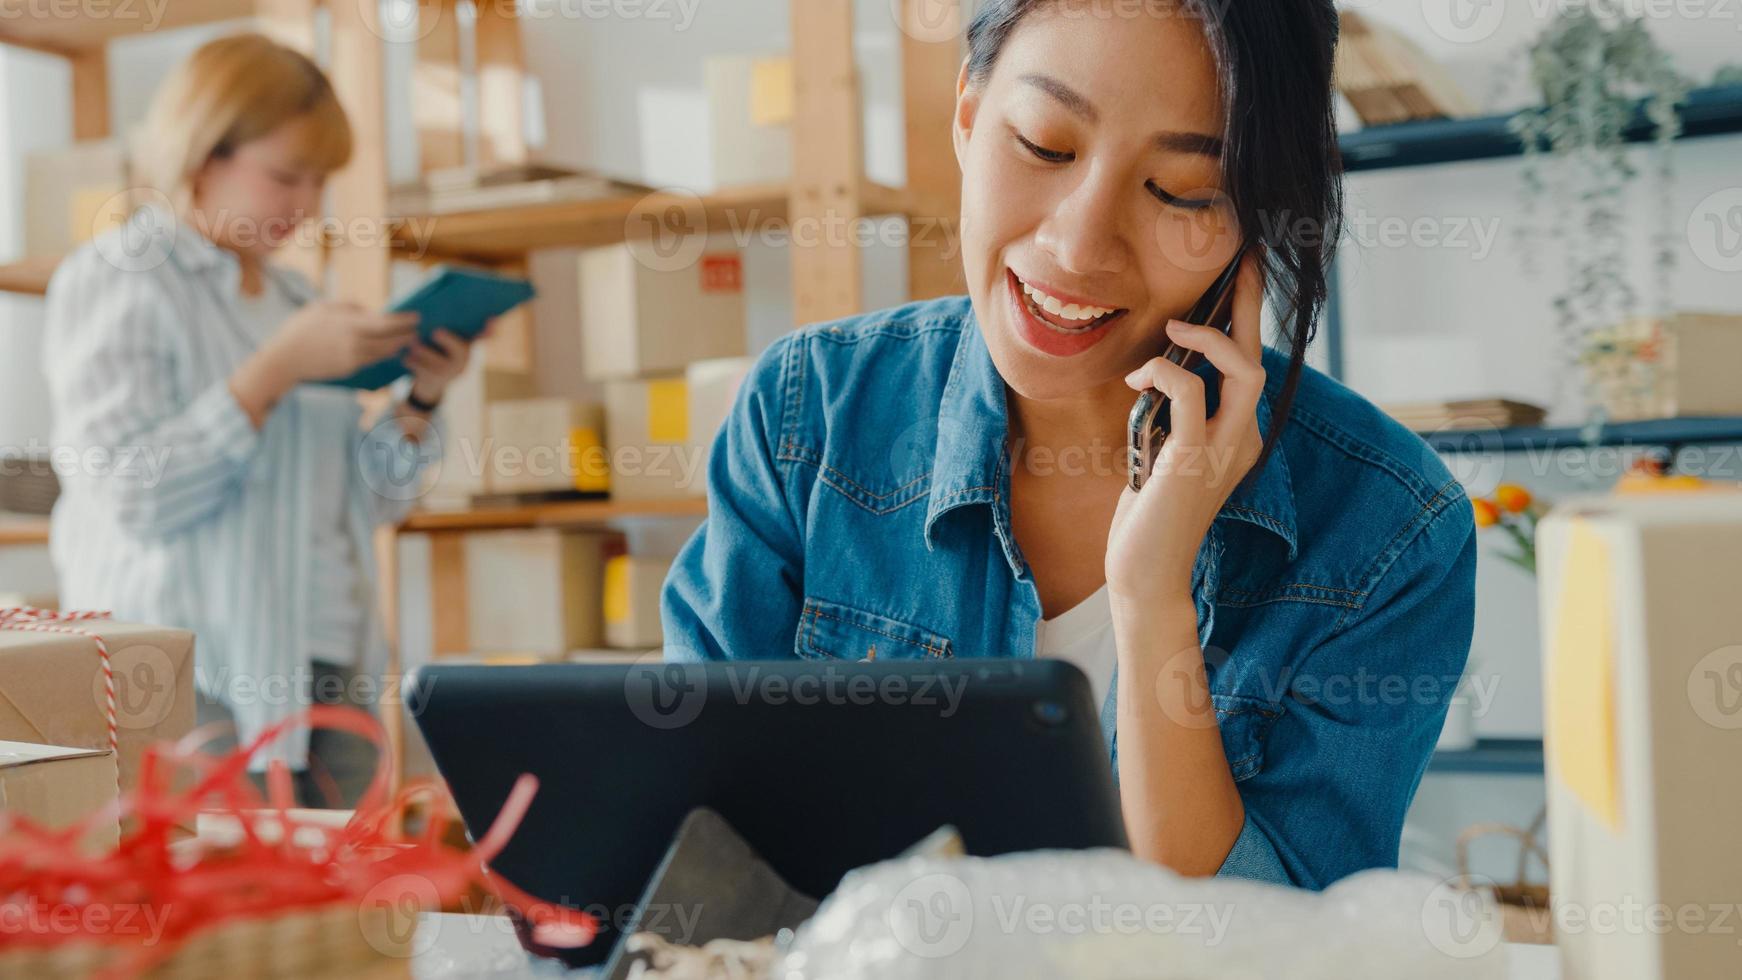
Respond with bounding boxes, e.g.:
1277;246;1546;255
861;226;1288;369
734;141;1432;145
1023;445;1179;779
322;265;535;390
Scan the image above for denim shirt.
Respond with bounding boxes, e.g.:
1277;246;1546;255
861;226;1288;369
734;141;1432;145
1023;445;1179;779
661;295;1477;890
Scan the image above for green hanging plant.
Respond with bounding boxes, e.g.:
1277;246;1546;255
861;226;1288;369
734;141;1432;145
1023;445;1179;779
1506;0;1691;432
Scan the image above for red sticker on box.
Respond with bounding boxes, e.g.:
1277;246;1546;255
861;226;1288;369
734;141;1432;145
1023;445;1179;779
699;253;743;293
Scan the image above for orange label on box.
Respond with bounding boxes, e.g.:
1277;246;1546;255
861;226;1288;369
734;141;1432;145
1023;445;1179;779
699;253;743;293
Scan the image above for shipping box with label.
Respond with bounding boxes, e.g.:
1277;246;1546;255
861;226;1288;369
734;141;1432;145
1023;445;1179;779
705;54;793;187
579;242;746;381
604;377;706;500
604;554;670;649
485;398;609;496
1537;488;1742;980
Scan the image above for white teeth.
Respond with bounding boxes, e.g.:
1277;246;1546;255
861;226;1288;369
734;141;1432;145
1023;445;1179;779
1018;276;1115;323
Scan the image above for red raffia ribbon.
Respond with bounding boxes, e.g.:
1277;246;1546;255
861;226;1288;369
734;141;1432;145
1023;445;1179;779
0;702;598;978
0;606;120;766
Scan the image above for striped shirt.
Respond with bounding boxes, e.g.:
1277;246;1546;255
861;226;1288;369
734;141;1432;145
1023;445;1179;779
42;210;439;770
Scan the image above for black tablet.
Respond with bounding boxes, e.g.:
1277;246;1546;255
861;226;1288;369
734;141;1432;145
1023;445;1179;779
405;659;1128;966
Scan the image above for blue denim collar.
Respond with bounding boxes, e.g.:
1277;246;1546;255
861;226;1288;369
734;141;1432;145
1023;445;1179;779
922;311;1299;566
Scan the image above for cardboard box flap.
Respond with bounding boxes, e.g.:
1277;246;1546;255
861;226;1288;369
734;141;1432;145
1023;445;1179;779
0;740;113;768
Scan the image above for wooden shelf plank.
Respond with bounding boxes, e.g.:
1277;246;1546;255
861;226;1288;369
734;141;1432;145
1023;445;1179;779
0;255;61;297
399;497;707;533
0;519;51;547
391;180;926;264
0;0;256;54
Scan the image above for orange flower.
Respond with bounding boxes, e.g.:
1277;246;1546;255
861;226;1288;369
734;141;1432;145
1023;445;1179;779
1472;497;1500;528
1494;484;1532;513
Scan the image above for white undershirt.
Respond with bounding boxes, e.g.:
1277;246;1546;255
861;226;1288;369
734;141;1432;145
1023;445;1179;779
1035;584;1117;709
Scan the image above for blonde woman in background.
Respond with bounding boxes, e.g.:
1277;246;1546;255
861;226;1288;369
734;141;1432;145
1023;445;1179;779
43;34;473;806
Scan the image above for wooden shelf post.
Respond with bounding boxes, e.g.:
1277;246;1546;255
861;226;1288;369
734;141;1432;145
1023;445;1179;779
899;0;964;301
790;0;865;324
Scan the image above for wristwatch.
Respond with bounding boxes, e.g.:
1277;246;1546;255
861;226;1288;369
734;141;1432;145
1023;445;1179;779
406;389;441;413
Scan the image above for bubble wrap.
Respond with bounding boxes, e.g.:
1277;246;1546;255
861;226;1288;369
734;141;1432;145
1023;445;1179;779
776;849;1510;980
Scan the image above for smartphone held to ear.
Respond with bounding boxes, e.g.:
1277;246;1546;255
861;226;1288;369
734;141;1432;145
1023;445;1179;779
1125;244;1249;492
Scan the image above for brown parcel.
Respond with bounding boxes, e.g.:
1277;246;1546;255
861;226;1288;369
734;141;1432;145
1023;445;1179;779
0;621;194;794
0;741;120;853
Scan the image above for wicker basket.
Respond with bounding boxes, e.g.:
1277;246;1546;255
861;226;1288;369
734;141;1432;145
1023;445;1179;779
1454;807;1554;945
0;898;415;979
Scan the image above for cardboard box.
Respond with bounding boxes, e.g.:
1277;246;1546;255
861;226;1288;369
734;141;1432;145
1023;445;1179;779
605;377;707;500
0;620;194;794
1537;488;1742;979
424;358;537;510
24;140;128;256
705;54;793;187
604;555;670;649
485;398;609;495
1586;313;1742;421
465;530;610;656
578;242;746;381
0;741;119;852
685;356;753;473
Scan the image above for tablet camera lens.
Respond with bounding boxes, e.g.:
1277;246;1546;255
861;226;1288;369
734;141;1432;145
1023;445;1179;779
1031;699;1069;727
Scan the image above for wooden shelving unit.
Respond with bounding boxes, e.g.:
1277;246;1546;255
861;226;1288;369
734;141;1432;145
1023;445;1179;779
400;497;707;534
2;0;966;788
0;0;253;54
0;520;51;547
0;255;59;296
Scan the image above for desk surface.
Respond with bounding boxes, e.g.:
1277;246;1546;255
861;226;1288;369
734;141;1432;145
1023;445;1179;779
410;913;1561;979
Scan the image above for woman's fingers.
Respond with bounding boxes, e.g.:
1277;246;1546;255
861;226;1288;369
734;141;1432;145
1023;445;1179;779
1124;355;1206;451
355;312;420;339
426;329;463;358
1229;248;1264;363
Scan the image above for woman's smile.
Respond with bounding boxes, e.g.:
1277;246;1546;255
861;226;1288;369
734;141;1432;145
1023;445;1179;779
1004;266;1129;357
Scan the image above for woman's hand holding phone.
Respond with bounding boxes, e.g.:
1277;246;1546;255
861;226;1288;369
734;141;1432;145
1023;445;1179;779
1105;251;1266;615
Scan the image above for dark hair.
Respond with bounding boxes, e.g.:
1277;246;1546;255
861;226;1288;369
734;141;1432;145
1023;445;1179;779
966;0;1343;482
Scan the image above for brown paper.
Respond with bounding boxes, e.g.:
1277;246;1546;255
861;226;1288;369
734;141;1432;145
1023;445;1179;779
0;740;120;853
0;620;195;795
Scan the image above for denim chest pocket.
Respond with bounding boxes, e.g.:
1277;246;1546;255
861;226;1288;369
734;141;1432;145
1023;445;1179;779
1211;694;1282;783
797;597;954;661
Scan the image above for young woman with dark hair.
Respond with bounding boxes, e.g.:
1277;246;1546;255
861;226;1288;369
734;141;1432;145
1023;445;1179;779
663;0;1476;889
